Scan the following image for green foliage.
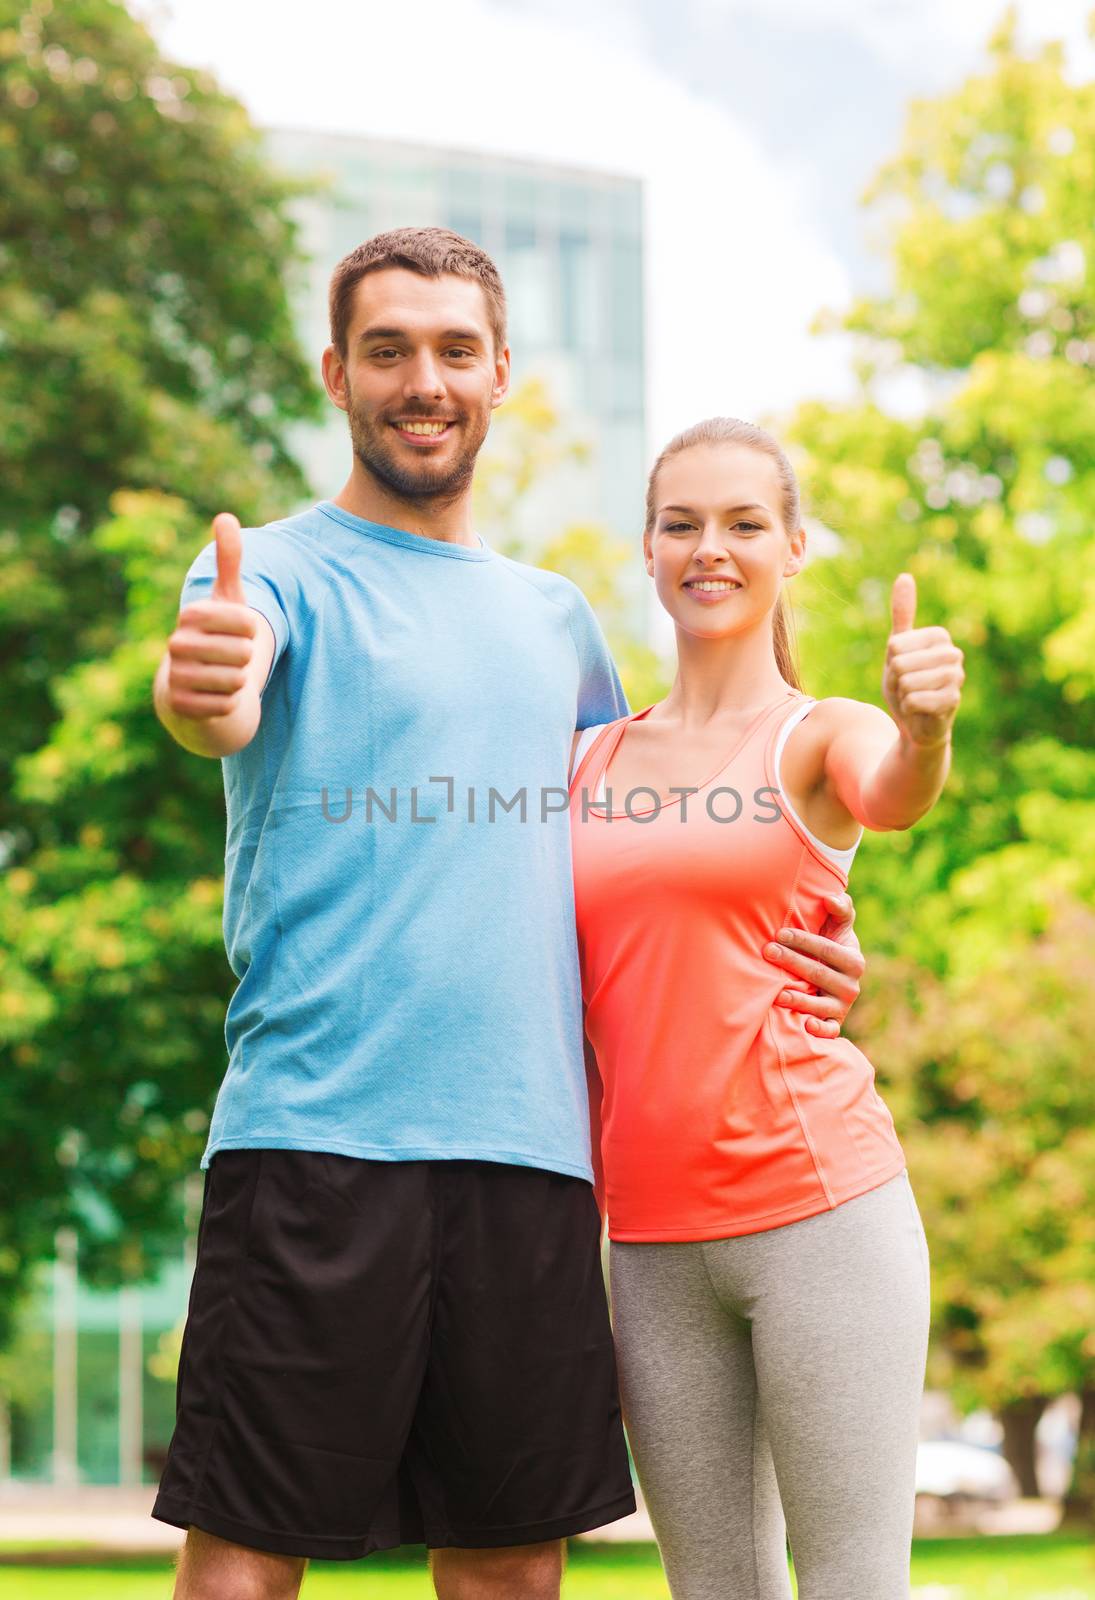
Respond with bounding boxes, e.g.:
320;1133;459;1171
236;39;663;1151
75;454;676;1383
0;0;322;845
786;14;1095;1464
1;494;242;1329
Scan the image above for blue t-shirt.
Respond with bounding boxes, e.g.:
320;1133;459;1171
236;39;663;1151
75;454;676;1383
179;501;630;1179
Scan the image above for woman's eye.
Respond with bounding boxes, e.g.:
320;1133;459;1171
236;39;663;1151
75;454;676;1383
665;522;694;533
733;521;762;533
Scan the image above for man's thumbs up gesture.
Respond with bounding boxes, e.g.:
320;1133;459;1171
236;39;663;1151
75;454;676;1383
165;513;258;723
882;573;964;749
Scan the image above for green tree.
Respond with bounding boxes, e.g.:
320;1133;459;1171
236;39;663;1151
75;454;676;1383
0;0;321;835
476;376;667;709
0;0;321;1337
785;10;1095;1516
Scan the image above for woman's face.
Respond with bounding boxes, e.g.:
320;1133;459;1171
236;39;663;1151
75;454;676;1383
643;443;805;640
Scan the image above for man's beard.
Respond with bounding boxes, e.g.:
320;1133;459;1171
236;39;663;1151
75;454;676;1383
347;397;491;506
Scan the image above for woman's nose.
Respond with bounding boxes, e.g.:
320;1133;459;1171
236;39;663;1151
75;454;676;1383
694;527;730;562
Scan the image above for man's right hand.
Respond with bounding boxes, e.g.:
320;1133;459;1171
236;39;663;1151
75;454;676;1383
165;513;258;722
155;513;275;757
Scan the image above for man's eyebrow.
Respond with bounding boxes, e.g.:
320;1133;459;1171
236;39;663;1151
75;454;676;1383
357;326;406;344
659;502;770;516
356;326;485;345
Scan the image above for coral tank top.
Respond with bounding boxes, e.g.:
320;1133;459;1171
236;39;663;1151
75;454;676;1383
569;688;905;1242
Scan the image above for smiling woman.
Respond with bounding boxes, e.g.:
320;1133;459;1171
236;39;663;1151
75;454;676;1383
644;417;804;689
567;410;967;1599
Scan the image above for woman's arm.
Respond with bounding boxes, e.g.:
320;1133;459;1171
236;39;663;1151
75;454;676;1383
824;573;964;832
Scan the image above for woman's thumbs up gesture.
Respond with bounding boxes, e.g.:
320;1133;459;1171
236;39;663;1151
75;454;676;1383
883;574;964;749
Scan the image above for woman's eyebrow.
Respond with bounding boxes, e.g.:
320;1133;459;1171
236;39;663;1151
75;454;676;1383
659;502;769;516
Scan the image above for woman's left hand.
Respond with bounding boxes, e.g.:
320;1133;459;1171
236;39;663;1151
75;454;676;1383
883;573;964;749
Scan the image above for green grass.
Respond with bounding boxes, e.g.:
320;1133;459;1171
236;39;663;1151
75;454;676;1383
0;1535;1091;1598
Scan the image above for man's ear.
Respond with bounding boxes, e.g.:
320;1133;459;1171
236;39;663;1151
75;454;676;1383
321;344;350;414
490;344;512;411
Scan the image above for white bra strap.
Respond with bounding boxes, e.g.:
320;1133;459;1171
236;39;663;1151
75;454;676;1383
570;723;607;785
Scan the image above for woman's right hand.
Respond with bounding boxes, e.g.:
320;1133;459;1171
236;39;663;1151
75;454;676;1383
882;573;964;750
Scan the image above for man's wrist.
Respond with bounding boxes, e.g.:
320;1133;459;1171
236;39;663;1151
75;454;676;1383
154;660;258;758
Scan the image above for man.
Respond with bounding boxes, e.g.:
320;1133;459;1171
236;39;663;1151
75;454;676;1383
151;228;864;1599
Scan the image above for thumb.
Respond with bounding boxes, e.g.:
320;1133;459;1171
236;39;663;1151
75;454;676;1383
211;513;245;603
890;571;916;636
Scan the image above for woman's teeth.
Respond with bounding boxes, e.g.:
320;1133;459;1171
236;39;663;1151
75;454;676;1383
687;580;741;592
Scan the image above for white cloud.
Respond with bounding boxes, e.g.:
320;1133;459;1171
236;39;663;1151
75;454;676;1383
714;0;1094;75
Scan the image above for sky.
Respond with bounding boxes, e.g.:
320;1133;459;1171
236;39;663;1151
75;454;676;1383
145;0;1092;453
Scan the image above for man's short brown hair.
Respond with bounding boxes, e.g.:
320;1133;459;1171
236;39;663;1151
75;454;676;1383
328;227;508;356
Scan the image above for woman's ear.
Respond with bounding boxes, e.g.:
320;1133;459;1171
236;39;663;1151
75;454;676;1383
642;528;654;575
783;523;807;578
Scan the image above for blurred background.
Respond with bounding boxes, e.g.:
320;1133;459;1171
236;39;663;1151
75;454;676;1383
2;0;1094;1593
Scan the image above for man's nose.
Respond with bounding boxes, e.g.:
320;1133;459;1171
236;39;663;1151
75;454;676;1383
403;351;446;402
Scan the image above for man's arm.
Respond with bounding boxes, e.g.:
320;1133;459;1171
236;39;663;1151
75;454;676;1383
583;1007;606;1226
765;893;866;1041
154;513;276;759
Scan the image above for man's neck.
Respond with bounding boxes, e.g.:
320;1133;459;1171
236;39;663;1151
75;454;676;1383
331;465;478;547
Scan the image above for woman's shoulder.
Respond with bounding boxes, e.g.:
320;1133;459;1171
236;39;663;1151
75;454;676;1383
800;696;894;737
780;696;894;788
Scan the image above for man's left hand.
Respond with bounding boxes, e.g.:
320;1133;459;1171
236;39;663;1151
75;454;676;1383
763;892;865;1039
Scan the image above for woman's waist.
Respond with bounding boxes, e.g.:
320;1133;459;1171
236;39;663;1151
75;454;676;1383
591;1005;882;1129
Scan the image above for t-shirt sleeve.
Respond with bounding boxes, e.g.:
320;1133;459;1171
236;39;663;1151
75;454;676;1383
567;585;630;728
179;531;291;696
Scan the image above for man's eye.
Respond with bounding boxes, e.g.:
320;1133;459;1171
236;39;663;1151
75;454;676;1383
445;348;473;359
372;348;400;359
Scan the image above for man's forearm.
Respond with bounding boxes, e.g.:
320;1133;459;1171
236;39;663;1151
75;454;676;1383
153;655;260;759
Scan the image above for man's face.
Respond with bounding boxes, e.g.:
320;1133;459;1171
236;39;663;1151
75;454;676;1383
324;268;510;504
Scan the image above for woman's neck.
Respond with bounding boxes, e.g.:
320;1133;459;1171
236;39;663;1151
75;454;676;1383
655;621;792;729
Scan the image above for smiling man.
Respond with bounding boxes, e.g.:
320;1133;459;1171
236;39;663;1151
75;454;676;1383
150;229;865;1599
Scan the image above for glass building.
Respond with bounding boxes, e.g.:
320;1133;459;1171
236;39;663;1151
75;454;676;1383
265;128;648;582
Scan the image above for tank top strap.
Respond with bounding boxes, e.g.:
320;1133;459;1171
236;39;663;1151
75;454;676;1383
569;713;640;797
571;690;803;802
760;690;817;766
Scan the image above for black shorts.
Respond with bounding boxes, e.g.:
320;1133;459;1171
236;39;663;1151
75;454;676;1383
152;1150;635;1559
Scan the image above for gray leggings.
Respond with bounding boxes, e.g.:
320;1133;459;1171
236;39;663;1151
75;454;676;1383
609;1172;930;1600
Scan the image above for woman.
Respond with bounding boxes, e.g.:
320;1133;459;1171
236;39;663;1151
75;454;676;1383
568;418;963;1600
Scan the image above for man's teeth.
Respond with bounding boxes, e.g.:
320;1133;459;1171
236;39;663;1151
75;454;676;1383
399;421;449;435
688;580;741;592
